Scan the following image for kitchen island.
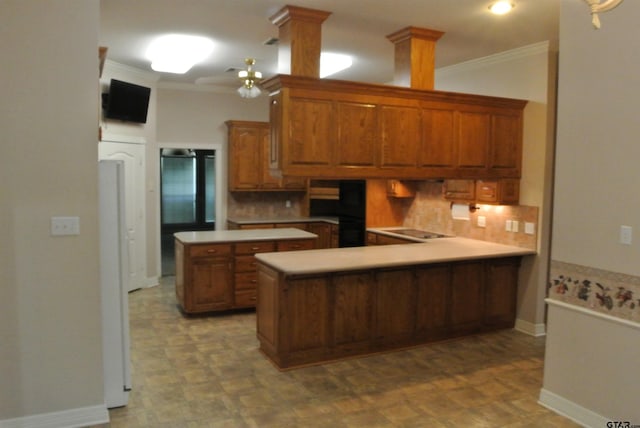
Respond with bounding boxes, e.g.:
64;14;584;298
175;228;317;314
255;237;535;369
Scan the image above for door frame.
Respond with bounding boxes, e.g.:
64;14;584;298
155;142;227;276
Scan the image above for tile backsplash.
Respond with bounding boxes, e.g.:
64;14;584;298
227;191;305;219
402;181;538;250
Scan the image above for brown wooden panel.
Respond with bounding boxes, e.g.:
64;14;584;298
288;98;333;166
188;243;233;258
380;105;421;167
306;222;331;248
374;270;416;340
336;102;378;167
257;265;279;347
285;277;329;352
235;241;276;255
277;239;315;252
234;289;257;307
450;261;484;330
489;113;522;171
234;272;258;290
443;179;475;201
332;272;374;345
191;258;232;311
420;108;456;167
457;111;490;169
484;258;520;327
415;265;450;334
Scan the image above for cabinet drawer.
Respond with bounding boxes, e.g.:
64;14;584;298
189;243;232;258
235;272;258;290
235;241;276;255
235;255;258;272
277;239;315;252
235;289;257;307
275;222;308;230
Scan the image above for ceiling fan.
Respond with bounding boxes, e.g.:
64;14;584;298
195;58;264;98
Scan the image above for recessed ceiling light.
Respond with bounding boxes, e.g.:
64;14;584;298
320;53;353;78
146;34;214;74
489;1;514;15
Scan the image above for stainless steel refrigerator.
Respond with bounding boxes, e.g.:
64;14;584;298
99;160;131;408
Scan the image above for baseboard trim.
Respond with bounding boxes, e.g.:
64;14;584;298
514;318;546;336
538;389;608;428
0;404;108;428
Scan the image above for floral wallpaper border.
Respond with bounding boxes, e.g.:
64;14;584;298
549;260;640;323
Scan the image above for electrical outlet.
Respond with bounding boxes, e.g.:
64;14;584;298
477;215;486;228
525;222;535;235
505;220;512;232
285;200;291;208
511;220;519;233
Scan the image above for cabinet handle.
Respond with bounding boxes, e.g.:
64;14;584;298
251;247;260;251
291;245;301;249
251;279;257;283
206;249;217;253
250;297;257;301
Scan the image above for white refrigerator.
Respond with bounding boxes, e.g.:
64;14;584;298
99;160;131;408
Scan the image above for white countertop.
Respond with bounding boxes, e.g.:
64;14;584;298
255;237;535;275
174;228;318;244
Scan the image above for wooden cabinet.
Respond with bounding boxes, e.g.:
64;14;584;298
386;179;415;198
175;236;316;314
256;256;523;369
175;242;233;313
366;231;416;245
226;120;305;191
307;222;334;248
475;179;519;205
261;75;526;180
443;179;476;201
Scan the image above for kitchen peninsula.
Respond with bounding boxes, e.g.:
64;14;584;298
175;228;317;314
255;237;535;369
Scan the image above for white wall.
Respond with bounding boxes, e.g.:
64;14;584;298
435;42;557;333
542;1;640;424
0;0;107;424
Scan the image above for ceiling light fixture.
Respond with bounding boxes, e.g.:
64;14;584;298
583;0;624;29
320;53;353;78
146;34;214;74
488;1;514;15
237;58;263;98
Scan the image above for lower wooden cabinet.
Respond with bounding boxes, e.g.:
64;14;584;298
176;237;315;314
256;256;522;369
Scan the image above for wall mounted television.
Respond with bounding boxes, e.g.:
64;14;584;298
102;79;151;124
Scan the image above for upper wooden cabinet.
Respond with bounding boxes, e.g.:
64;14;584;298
262;75;527;180
226;120;305;191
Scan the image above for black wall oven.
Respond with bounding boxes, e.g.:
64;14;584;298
337;180;366;247
309;179;366;247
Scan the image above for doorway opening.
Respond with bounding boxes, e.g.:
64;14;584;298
160;148;216;276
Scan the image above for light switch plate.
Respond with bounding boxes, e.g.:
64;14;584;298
477;215;486;228
620;225;632;245
505;220;512;232
51;216;80;236
511;220;519;233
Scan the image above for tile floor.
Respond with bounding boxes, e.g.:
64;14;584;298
105;277;578;427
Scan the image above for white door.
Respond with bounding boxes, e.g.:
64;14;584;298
99;141;146;291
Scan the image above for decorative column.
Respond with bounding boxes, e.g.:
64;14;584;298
386;26;444;90
269;5;332;78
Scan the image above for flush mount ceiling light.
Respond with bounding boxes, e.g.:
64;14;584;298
237;58;263;98
146;34;214;74
488;1;514;15
320;53;353;78
583;0;624;29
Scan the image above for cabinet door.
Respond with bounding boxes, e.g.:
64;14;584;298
228;125;262;190
288;98;333;167
415;265;450;336
457;111;490;170
259;126;281;189
374;270;416;341
443;179;475;201
489;113;522;176
484;258;520;328
420;108;456;169
380;105;421;167
449;261;484;333
190;257;232;312
307;222;331;248
285;276;329;353
336;102;378;167
332;272;374;346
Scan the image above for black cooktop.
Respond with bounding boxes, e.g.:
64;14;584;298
390;229;451;239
